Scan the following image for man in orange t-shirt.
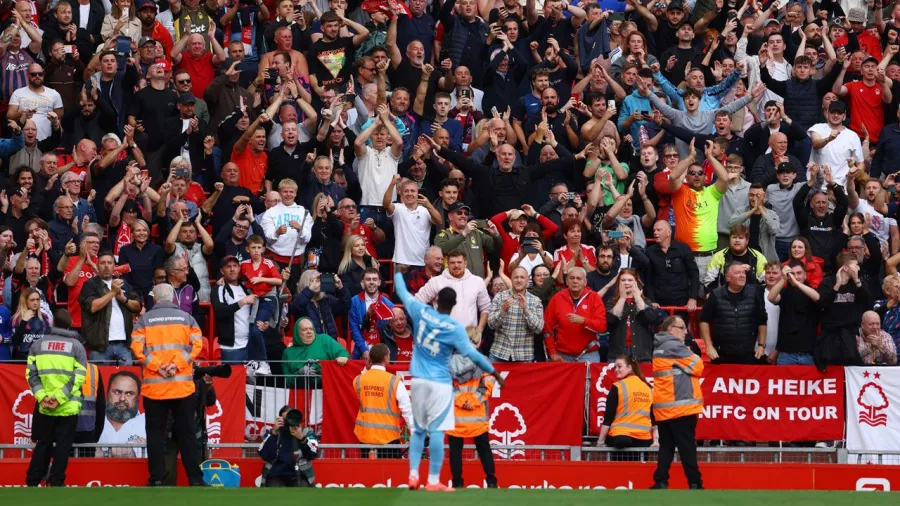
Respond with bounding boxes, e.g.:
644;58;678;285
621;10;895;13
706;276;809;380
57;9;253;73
232;112;271;195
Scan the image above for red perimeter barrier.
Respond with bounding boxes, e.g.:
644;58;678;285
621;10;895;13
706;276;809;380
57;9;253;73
0;458;897;490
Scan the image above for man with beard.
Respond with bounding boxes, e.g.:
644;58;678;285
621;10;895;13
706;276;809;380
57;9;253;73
0;8;40;105
41;1;93;63
533;37;578;105
44;40;84;116
308;11;369;98
97;372;146;458
523;87;571;151
587;245;618;303
136;0;174;57
8;63;64;142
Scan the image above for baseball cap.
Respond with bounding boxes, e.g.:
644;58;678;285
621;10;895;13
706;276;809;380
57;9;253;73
861;56;879;66
508;209;526;220
178;92;197;105
138;36;155;47
137;0;157;10
153;58;172;72
775;162;795;173
764;18;781;26
667;0;685;11
122;200;140;214
448;201;471;213
8;184;26;198
220;255;240;267
828;100;847;113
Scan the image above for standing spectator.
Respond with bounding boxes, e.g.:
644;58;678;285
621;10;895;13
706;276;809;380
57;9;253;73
552;218;597;272
435;201;499;278
646;218;700;314
348;268;393;360
261;178;312;290
487;266;544;362
128;60;177;180
542;266;607;363
384;175;442;273
793;164;847;271
0;22;36;109
337;234;379;292
307;11;369;97
130;283;204;487
700;262;768;364
650;315;703;490
355;106;403;231
761;261;782;361
10;287;51;361
437;0;488;86
240;235;282;374
170;23;226;99
702;223;768;290
767;261;821;365
766;160;812;262
62;232;101;330
24;309;86;487
874;276;900;351
857;311;898;366
808;101;864;186
163;213;214;303
8;63;64;142
872;107;900;179
833;57;892;145
815;253;871;369
212;205;263;267
80;252;142;364
211;255;256;363
728;182;780;262
415;251;490;331
607;270;662;363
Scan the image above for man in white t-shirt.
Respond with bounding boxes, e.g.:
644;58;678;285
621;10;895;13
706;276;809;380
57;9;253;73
97;372;147;458
848;172;893;249
354;104;403;232
7;63;64;141
383;174;442;272
807;100;864;187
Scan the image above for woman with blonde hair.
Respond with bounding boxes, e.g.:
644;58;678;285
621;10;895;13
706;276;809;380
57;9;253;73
607;269;662;362
290;269;351;338
101;0;141;43
337;234;379;292
307;192;345;273
118;219;164;299
10;288;51;360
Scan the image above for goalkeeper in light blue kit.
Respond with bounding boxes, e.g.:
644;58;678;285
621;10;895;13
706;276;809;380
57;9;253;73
394;273;505;492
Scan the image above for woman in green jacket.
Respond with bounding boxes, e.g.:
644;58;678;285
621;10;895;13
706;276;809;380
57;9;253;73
282;317;349;388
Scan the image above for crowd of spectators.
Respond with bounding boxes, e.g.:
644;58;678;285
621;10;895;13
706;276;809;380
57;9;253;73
0;0;897;377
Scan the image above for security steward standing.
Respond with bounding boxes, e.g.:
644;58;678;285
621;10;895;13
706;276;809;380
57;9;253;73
131;283;205;487
447;327;498;488
597;355;656;449
353;343;413;458
650;316;704;490
74;361;105;457
24;309;88;487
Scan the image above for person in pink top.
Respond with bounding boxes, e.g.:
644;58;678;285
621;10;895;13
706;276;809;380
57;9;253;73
414;250;491;336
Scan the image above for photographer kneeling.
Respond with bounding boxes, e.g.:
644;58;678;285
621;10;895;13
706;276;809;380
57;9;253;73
259;406;318;487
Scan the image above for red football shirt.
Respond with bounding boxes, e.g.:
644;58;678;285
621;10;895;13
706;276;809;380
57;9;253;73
344;223;378;258
845;81;885;143
240;258;281;297
177;51;216;99
63;255;97;328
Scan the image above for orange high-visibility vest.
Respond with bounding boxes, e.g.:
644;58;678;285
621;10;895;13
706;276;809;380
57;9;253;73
609;374;653;439
131;302;203;400
354;368;403;444
652;333;704;422
447;373;495;439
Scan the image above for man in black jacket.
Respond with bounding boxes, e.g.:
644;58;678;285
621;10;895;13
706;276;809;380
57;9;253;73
699;262;768;364
432;139;571;218
210;255;256;363
744;102;807;173
793;163;847;271
645;221;699;310
164;93;208;178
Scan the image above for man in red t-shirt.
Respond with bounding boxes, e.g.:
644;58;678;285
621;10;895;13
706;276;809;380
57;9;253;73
835;56;892;143
170;21;226;99
379;307;413;361
62;232;101;329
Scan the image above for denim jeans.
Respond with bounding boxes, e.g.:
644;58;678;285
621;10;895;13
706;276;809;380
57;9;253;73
248;296;274;362
776;352;815;366
558;350;601;363
89;342;133;365
220;347;249;364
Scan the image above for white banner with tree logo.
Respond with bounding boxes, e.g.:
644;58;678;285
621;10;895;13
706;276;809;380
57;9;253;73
845;367;900;463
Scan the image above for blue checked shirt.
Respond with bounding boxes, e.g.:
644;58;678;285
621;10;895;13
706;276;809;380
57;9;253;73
487;289;545;362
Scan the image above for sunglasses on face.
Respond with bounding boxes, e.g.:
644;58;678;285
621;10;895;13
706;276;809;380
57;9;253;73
177;79;191;84
29;71;43;76
687;170;704;176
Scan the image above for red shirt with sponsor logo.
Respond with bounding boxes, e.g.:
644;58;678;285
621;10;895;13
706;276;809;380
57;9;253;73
240;258;281;297
344;222;378;258
63;255;97;328
394;333;413;361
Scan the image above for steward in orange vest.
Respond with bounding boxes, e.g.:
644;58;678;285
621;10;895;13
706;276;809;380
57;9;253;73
446;327;498;488
75;362;105;451
130;285;205;487
598;355;655;449
650;316;704;490
353;344;412;458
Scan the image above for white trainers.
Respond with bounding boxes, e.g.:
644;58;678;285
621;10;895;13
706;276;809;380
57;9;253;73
246;361;259;376
256;362;272;375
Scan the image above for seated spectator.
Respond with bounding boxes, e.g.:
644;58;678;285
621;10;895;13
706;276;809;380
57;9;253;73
874;276;900;351
403;246;444;297
607;270;663;363
857;311;898;366
291;269;351;340
282;317;349;388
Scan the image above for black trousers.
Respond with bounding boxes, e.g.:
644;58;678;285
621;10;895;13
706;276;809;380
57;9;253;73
26;409;77;486
653;415;702;486
144;395;204;485
605;435;653;462
448;433;497;488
